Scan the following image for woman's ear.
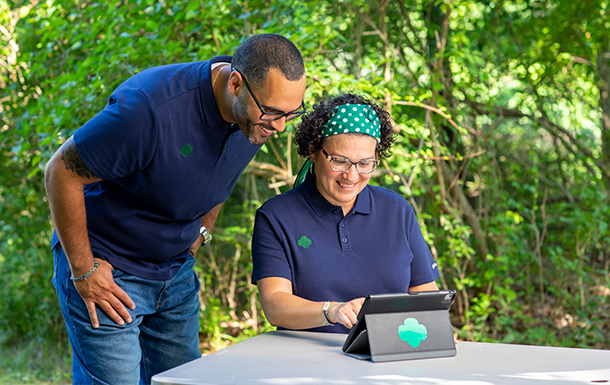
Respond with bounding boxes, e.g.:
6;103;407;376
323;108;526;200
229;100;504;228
309;145;319;162
308;155;316;175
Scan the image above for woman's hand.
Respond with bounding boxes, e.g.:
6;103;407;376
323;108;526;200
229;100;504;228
327;298;365;329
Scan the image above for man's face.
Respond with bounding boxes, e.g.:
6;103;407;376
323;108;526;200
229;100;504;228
233;90;274;146
233;67;306;146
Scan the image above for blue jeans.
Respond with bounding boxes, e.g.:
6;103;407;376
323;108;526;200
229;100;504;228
53;245;201;385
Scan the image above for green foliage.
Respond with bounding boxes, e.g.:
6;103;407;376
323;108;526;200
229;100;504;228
0;335;71;384
195;193;276;352
2;0;610;381
0;123;63;344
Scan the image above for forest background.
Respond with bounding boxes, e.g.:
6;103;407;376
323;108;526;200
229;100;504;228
1;0;609;383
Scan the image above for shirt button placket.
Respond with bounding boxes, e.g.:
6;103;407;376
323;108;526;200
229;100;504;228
338;217;350;251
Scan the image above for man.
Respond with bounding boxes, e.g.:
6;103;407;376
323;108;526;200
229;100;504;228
44;34;306;385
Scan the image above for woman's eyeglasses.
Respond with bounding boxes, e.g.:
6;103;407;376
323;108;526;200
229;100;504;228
321;148;379;174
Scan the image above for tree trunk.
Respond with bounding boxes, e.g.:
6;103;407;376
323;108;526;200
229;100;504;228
426;1;488;263
597;36;610;190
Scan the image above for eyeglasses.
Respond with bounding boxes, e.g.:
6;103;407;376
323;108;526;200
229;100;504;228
321;148;379;174
232;67;307;122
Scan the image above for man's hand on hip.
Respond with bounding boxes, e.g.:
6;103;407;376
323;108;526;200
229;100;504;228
73;259;136;328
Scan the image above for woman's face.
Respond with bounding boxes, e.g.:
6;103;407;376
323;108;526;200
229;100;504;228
312;133;377;215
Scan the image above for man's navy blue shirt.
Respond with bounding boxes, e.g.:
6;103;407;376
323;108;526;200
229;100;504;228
251;173;440;333
52;56;261;280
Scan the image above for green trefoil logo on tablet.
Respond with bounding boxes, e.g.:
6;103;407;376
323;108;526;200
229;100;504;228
180;144;193;157
398;318;428;348
297;236;312;249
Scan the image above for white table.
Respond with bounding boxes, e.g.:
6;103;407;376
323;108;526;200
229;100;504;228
152;330;610;385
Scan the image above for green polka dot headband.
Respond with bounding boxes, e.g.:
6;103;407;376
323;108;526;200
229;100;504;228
321;104;381;140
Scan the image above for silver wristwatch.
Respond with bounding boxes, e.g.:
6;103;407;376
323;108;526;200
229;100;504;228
199;226;213;247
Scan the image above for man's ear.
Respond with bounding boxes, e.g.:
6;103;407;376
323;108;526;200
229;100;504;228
228;71;241;97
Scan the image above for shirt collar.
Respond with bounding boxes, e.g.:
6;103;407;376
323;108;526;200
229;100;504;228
301;172;371;217
200;55;233;128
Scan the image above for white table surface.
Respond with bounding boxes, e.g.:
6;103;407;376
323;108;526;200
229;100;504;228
152;330;610;385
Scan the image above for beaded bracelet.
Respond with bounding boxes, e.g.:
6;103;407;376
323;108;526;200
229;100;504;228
71;261;99;282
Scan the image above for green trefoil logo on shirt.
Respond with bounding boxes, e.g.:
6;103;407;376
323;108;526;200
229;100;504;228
297;236;312;249
180;144;193;157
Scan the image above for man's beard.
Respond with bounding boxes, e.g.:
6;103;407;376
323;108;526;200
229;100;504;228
234;93;274;146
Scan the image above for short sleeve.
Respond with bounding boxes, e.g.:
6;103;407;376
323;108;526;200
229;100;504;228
74;87;158;180
251;208;293;284
405;204;440;287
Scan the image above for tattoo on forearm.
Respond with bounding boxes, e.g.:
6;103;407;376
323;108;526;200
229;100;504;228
61;138;99;180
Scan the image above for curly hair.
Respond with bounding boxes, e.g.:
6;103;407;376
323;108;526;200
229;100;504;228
294;93;395;159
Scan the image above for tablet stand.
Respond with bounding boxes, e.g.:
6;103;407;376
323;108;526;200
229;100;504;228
344;310;456;362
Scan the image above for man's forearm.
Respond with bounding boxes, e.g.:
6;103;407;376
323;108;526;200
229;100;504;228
45;138;101;276
201;202;224;231
45;136;135;328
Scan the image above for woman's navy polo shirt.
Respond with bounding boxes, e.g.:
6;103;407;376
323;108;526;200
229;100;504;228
251;173;440;333
52;56;261;280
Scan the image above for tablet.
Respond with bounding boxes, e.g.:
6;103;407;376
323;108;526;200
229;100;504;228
342;290;457;362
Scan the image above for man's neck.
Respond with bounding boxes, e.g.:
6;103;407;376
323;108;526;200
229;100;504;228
212;64;236;123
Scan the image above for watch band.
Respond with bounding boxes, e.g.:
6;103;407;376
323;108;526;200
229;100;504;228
199;226;212;247
321;301;331;326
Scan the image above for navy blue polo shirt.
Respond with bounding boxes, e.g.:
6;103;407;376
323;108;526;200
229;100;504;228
51;56;261;280
251;173;440;333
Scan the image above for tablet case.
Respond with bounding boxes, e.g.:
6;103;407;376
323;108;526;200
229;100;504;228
342;290;456;362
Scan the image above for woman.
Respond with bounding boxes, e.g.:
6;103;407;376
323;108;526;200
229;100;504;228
251;93;440;333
